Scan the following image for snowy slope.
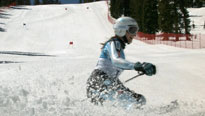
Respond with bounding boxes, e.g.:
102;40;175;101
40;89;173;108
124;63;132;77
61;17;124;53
189;7;205;34
0;1;205;116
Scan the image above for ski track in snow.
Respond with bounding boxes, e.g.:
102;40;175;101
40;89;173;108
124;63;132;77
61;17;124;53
0;1;205;116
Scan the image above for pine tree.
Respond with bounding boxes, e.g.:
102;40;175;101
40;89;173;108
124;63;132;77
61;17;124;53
158;0;175;40
110;0;130;18
24;0;31;5
110;0;123;18
2;0;8;6
16;0;24;5
123;0;130;16
0;0;4;6
158;0;170;33
34;0;40;5
129;0;143;32
178;0;191;40
141;0;158;35
158;0;191;41
171;0;191;41
55;0;60;4
84;0;93;3
173;0;181;41
48;0;54;4
194;0;203;7
42;0;49;4
0;0;1;7
185;0;194;7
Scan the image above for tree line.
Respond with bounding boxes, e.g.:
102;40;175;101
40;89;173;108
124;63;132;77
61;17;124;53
80;0;101;3
34;0;61;5
186;0;205;7
1;0;204;40
80;0;204;40
110;0;205;40
0;0;30;6
0;0;61;6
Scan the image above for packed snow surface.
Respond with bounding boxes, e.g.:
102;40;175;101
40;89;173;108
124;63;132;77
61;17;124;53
0;1;205;116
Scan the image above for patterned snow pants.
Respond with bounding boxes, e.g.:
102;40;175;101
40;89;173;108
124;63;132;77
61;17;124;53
86;69;146;107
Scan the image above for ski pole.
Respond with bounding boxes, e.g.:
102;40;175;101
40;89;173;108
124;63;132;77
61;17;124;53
124;72;144;83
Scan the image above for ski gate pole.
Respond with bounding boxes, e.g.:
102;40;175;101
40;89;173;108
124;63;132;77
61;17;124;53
124;73;144;83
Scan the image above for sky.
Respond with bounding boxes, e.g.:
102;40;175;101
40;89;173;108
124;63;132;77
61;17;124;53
0;1;205;116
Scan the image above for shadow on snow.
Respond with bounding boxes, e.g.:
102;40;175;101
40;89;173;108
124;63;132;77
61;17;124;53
10;6;32;10
0;27;6;32
0;61;22;64
0;10;10;32
0;51;56;57
0;6;30;32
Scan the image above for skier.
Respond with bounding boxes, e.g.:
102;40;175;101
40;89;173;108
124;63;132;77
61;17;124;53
86;17;156;108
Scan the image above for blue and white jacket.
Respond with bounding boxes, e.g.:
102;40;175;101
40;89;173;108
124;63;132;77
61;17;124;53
95;38;135;78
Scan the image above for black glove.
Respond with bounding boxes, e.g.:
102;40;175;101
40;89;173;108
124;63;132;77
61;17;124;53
134;62;156;76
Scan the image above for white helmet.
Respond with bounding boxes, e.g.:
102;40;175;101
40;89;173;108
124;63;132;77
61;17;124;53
113;17;139;37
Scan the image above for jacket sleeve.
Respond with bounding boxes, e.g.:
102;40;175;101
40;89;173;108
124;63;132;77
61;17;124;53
109;41;135;70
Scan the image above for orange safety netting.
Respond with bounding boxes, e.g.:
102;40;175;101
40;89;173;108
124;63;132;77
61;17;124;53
136;32;205;49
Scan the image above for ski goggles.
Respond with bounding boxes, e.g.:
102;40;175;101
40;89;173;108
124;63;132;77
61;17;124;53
127;25;139;35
